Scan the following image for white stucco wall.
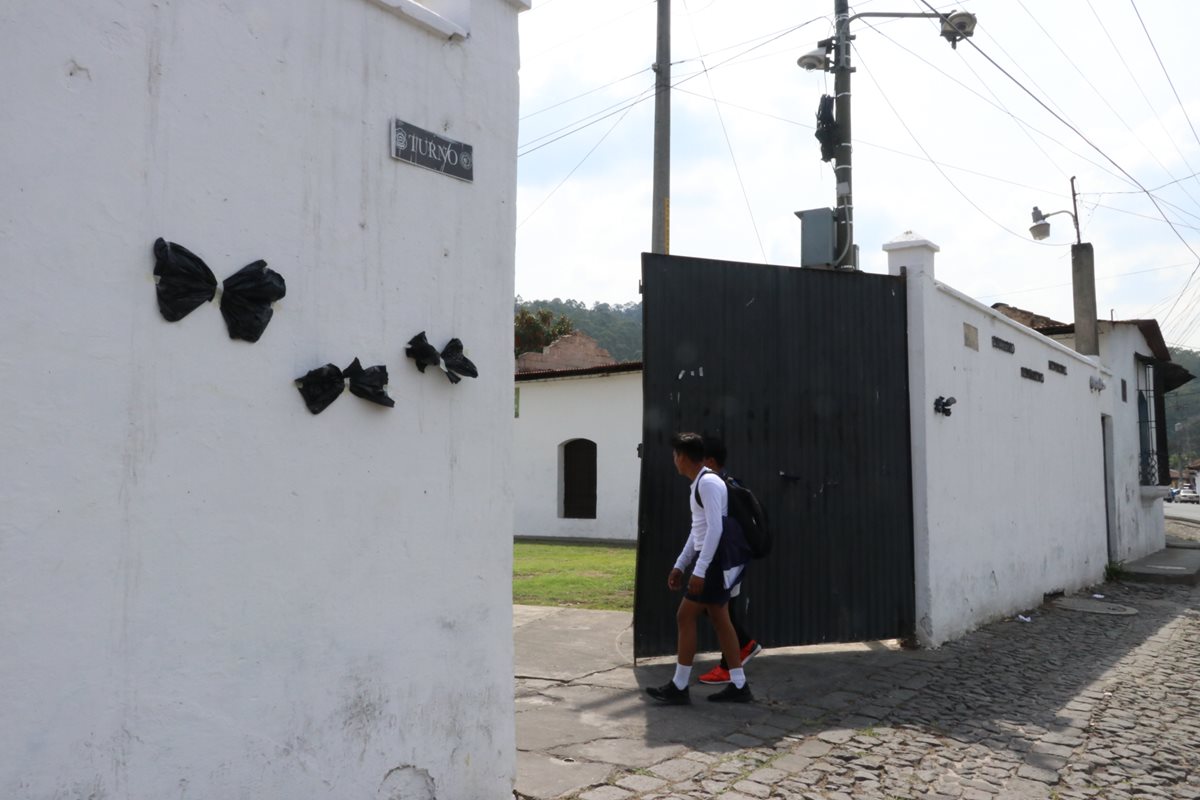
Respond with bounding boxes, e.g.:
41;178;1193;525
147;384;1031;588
1;2;523;798
513;371;642;541
900;247;1109;646
1045;323;1169;563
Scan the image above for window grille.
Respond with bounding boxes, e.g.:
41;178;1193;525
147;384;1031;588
1136;358;1169;486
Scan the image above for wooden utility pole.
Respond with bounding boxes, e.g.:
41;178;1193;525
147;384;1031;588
651;0;670;254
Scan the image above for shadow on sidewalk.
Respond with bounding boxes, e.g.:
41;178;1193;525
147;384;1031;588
515;582;1199;794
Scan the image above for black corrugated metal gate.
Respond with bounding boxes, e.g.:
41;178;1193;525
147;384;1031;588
635;253;914;658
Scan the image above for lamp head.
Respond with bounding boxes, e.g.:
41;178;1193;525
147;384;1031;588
797;47;829;71
1029;206;1050;240
941;11;977;48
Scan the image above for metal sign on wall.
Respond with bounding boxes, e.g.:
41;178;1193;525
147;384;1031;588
390;119;473;182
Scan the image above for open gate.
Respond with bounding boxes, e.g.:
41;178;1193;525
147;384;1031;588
634;253;915;658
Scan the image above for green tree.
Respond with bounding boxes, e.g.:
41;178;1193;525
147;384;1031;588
515;298;643;361
514;307;575;357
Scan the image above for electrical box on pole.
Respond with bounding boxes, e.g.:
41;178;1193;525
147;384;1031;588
796;208;837;269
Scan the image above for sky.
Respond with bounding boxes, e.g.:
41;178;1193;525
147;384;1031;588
513;0;1200;349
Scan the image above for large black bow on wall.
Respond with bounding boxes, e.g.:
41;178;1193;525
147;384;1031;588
405;331;479;384
294;358;395;414
153;238;287;343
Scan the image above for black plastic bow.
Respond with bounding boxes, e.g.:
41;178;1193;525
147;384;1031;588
153;238;286;343
294;358;395;415
405;331;479;384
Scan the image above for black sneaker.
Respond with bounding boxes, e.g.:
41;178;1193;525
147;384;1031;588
707;681;753;703
645;681;691;705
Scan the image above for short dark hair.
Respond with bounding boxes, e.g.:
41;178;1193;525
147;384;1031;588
703;435;727;468
670;432;705;463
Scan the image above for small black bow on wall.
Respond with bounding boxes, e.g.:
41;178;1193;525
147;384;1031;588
295;358;395;414
153;238;287;343
405;331;478;384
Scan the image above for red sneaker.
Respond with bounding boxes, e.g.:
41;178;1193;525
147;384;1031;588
740;640;763;663
698;665;731;685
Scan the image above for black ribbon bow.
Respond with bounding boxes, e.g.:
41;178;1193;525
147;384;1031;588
153;237;287;343
405;331;479;384
295;358;395;414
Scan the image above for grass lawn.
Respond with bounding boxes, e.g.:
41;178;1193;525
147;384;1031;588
513;541;636;611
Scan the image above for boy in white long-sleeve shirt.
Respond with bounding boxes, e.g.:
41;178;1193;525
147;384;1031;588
646;432;753;704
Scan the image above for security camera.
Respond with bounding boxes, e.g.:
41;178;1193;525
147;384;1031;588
797;47;828;71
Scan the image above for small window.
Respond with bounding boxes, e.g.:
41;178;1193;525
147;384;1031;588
560;438;597;519
514;387;520;419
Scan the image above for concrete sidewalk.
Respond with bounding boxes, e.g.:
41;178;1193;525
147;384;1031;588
514;581;1200;799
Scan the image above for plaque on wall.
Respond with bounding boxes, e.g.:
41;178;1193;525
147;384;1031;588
390;119;473;182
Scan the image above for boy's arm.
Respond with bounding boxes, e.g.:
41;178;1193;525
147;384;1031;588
692;477;725;578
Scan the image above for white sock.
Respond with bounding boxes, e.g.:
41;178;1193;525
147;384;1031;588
729;667;746;689
672;663;692;690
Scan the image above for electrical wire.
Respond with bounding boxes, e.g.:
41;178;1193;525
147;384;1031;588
869;12;1135;192
1086;0;1200;195
681;0;767;262
913;0;1200;332
1014;0;1200;215
519;15;824;157
517;103;639;230
521;67;652;121
1130;0;1200;158
973;261;1194;302
851;43;1061;246
670;85;1065;196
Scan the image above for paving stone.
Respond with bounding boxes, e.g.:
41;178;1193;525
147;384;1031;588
816;728;855;745
579;786;634;800
647;758;706;782
615;774;668;792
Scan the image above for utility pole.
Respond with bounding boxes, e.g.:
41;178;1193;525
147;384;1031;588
651;0;670;254
832;0;854;268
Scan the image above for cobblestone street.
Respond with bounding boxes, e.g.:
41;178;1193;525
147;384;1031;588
515;582;1200;799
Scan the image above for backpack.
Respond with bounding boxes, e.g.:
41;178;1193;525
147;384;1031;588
695;472;771;559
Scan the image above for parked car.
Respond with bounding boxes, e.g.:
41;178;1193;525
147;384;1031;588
1179;488;1199;504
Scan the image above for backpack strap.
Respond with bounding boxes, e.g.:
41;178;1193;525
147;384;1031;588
693;468;722;508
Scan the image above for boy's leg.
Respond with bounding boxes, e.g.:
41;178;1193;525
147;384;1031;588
705;601;742;671
676;597;704;666
719;593;751;670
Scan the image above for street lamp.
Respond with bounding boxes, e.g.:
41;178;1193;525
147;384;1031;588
797;3;977;269
1028;177;1099;357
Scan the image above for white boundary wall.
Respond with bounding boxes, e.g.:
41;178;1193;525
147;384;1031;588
514;371;642;541
0;2;525;797
1048;322;1169;562
894;237;1109;647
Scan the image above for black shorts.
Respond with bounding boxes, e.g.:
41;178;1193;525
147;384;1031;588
683;558;745;605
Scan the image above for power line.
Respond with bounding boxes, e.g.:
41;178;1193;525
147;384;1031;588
520;67;652;121
519;15;824;157
670;85;1066;198
852;43;1061;246
517;103;638;230
682;0;767;262
974;261;1194;302
1085;0;1200;196
1130;0;1200;158
913;0;1200;332
1014;0;1200;216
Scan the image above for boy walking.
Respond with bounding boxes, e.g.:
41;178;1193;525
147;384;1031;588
646;432;754;704
698;436;763;686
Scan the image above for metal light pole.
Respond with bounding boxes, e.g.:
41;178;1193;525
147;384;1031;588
651;0;671;255
1030;177;1099;357
799;7;977;269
